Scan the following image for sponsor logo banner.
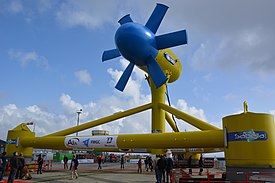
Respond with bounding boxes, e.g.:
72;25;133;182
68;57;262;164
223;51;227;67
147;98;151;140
227;129;268;142
6;139;17;144
64;136;117;149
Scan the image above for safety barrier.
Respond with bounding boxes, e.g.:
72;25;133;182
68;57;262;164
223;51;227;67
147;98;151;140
170;168;275;183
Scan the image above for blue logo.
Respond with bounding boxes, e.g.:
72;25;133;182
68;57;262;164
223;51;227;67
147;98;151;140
227;129;268;142
6;139;17;144
83;139;89;147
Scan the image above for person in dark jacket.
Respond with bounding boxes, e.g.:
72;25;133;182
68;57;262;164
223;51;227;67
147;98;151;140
153;155;161;183
166;156;174;183
157;154;167;183
37;154;43;174
7;152;18;183
70;155;79;179
199;156;203;175
63;155;68;169
120;155;125;169
97;155;102;169
148;156;153;171
15;153;25;179
188;155;192;175
0;152;7;181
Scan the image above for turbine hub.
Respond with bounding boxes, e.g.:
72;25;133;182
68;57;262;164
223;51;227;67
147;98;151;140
115;23;157;66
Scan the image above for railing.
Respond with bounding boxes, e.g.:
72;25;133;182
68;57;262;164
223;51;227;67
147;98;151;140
170;168;275;183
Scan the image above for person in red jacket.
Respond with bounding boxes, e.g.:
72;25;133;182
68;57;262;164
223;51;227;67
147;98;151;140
137;158;142;173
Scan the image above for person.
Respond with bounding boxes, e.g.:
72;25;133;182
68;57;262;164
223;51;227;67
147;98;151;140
7;152;18;183
0;152;7;181
166;156;174;183
70;155;79;179
97;155;102;169
120;155;125;169
188;155;192;175
157;154;167;183
137;158;142;173
63;155;68;169
16;153;25;179
144;156;149;171
153;155;161;183
37;154;43;174
21;165;32;180
199;155;203;175
148;156;153;172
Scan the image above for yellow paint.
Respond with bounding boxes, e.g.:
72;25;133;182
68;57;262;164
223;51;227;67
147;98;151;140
117;130;224;149
151;83;166;133
165;112;179;132
223;111;275;167
6;124;34;157
21;130;224;150
139;48;182;84
156;49;182;83
159;103;220;131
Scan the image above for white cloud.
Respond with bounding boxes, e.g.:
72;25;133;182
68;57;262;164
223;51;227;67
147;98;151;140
8;0;23;14
60;94;83;114
56;1;119;30
74;70;92;85
177;99;207;118
8;49;49;69
107;59;148;105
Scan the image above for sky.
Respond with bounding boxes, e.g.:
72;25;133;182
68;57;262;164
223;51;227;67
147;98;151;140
1;0;275;153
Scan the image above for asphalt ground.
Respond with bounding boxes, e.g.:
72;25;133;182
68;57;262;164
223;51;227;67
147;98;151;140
1;162;156;183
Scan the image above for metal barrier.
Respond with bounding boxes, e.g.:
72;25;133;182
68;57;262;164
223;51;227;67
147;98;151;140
170;168;275;183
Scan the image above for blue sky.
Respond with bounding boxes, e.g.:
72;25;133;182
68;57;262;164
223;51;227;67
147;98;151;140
1;0;275;148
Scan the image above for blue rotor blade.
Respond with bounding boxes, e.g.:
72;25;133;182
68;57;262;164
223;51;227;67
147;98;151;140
146;56;168;88
145;3;169;34
115;62;135;91
102;49;121;62
155;30;188;50
118;14;133;25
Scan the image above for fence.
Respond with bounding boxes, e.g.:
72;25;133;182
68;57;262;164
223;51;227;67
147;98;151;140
170;168;275;183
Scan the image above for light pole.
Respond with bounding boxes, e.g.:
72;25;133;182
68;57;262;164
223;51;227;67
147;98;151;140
25;121;35;132
76;109;82;136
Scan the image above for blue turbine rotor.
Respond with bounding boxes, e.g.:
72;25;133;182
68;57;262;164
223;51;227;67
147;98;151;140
102;3;187;91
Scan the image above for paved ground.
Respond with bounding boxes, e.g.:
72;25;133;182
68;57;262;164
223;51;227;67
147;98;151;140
1;162;156;183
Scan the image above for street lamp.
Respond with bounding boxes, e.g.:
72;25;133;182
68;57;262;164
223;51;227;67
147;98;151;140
25;121;35;132
76;109;82;136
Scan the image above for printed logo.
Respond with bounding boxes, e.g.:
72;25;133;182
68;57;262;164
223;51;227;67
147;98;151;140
107;137;113;144
83;139;89;147
67;138;80;146
6;139;17;144
227;129;268;142
65;136;118;149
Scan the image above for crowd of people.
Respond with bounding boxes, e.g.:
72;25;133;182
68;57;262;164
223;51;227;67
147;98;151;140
135;154;174;183
152;154;174;183
0;151;35;183
1;151;204;182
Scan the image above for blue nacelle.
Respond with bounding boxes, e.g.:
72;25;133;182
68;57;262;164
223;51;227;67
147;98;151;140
115;23;158;66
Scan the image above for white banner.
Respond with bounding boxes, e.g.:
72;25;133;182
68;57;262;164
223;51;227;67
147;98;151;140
64;136;117;149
